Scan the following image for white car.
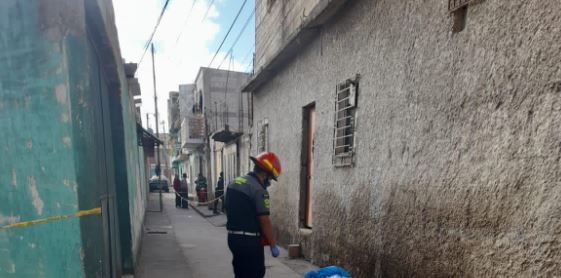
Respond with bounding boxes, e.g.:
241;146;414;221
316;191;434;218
149;175;169;192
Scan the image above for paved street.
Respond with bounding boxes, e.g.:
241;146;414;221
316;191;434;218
136;193;316;278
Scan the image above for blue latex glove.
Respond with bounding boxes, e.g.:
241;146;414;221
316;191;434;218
270;245;280;257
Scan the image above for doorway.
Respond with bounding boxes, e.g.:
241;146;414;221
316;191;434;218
300;104;315;228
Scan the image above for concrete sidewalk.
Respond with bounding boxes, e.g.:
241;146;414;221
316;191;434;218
135;194;191;278
136;193;317;277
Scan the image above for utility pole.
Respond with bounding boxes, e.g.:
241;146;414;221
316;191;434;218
146;114;150;130
152;43;163;212
161;120;169;173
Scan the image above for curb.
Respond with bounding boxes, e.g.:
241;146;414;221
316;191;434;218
189;203;223;218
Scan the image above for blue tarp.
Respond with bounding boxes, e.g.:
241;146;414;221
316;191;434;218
304;266;351;278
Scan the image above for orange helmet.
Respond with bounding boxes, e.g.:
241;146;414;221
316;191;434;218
250;152;282;180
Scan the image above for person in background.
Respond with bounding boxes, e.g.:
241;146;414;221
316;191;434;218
180;173;189;209
195;173;208;203
213;172;225;214
173;173;181;208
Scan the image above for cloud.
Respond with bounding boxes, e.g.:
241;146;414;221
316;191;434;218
114;0;249;132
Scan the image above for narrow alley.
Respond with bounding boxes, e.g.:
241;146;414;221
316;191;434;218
135;193;316;278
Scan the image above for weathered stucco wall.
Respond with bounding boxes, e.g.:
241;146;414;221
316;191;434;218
0;1;89;277
0;0;146;276
255;0;321;70
196;68;249;134
116;62;148;272
253;0;561;277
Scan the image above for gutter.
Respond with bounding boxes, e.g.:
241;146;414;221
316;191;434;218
242;0;349;92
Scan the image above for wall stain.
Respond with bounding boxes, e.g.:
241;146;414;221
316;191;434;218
28;176;44;215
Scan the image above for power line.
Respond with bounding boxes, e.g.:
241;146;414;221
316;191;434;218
241;47;254;64
207;0;248;68
175;0;198;44
201;0;216;22
137;0;172;67
216;9;255;69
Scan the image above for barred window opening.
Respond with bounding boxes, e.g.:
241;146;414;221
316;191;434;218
333;78;358;167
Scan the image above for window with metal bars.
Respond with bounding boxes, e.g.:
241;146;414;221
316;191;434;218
257;120;269;153
448;0;474;12
333;78;358;167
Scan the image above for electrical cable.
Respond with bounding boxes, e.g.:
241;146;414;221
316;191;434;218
207;0;248;68
175;0;198;44
201;0;216;22
216;9;255;69
137;0;172;67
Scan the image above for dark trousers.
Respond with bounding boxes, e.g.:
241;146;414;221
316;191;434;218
175;194;181;207
180;192;188;208
213;191;224;213
228;234;265;278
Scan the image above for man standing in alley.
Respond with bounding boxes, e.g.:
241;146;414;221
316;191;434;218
180;173;189;209
173;173;181;208
225;152;282;278
213;172;225;214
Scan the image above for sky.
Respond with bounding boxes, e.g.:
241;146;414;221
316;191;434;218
113;0;255;133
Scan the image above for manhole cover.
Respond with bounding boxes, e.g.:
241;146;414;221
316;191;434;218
145;226;172;231
147;231;168;235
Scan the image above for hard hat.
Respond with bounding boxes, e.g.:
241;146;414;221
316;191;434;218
250;152;282;180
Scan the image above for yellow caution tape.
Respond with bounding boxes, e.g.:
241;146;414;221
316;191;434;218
0;207;102;231
175;191;223;206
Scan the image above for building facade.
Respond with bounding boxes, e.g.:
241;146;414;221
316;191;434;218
193;68;250;191
176;84;204;191
244;0;561;277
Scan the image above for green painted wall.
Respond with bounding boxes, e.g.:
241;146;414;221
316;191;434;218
0;0;147;277
0;1;87;277
118;81;147;269
109;68;148;273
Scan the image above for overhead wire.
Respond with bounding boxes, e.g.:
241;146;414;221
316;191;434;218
170;0;199;69
207;0;249;68
137;0;172;67
174;0;199;44
240;47;254;65
216;9;255;69
201;0;216;22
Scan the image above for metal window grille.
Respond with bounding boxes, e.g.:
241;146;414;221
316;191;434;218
257;121;268;153
448;0;479;12
332;79;358;167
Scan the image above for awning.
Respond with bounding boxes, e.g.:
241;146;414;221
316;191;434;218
211;125;242;143
137;123;163;147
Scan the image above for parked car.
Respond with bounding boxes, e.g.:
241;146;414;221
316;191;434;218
149;175;169;192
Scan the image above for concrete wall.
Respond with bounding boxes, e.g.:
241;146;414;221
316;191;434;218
119;70;147;272
179;84;196;122
252;0;561;277
255;0;321;70
168;91;180;132
238;134;253;177
194;68;250;134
